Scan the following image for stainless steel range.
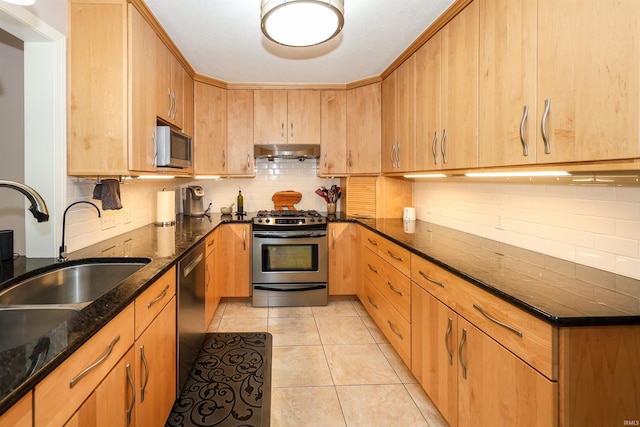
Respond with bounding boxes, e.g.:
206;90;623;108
252;210;328;307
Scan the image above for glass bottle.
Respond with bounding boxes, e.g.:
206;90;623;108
237;189;244;213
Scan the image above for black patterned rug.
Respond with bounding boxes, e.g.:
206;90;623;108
166;332;272;427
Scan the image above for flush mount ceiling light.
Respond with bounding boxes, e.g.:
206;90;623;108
261;0;344;47
2;0;36;5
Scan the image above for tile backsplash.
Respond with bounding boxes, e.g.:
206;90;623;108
64;158;340;254
415;181;640;280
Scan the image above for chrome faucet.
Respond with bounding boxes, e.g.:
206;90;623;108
0;180;50;222
58;201;101;262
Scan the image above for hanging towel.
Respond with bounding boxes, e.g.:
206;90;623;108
92;179;122;210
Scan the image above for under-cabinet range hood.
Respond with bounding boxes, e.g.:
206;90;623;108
254;144;320;160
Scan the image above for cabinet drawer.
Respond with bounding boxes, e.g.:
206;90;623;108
135;266;176;339
205;231;216;257
361;228;411;276
35;304;134;427
412;254;556;380
364;248;411;321
362;278;411;367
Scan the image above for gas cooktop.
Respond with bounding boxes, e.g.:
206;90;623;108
252;210;326;226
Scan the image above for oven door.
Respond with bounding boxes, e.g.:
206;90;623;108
252;228;328;285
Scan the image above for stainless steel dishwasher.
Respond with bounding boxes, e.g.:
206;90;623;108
177;241;206;393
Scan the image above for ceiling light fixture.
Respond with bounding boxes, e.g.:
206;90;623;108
2;0;36;5
261;0;344;47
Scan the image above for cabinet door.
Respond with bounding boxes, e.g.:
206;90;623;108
227;90;255;176
216;224;251;297
65;347;136;427
0;391;32;427
205;232;218;328
346;83;382;174
155;37;173;125
170;56;185;129
287;90;320;145
129;5;158;172
537;0;640;163
396;56;416;172
457;319;556;427
183;73;194;138
412;284;458;427
415;32;443;171
328;223;357;295
254;90;288;144
320;90;347;176
135;298;177;427
194;81;227;175
381;70;397;173
479;0;537;167
441;1;479;170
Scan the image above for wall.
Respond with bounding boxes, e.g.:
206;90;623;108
63;159;339;254
0;28;26;256
415;181;640;280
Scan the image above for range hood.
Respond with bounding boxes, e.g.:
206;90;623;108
254;144;320;160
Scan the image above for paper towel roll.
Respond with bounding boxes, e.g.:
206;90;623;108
156;190;176;225
156;225;175;257
403;207;416;221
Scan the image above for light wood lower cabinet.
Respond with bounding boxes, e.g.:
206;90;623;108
328;223;357;295
0;391;32;427
216;224;251;297
205;229;220;327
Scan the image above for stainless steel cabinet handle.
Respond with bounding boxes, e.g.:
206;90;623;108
367;295;378;309
520;105;529;156
205;263;210;292
367;238;378;246
348;149;353;169
419;270;444;288
387;250;404;262
458;328;467;379
396;142;400;168
173;92;178;120
207;238;215;247
367;263;379;274
290;121;294;141
140;345;149;402
152;131;157;166
473;303;523;337
247;151;251;171
243;227;247;250
147;284;170;309
541;98;551;154
432;131;439;165
167;87;172;117
70;335;120;388
390;143;396;168
281;121;285;141
387;320;404;340
387;281;403;296
441;128;447;164
126;363;135;426
222;149;226;168
331;227;336;249
445;317;453;365
324;152;328;168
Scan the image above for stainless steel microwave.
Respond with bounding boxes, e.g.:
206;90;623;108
156;125;192;168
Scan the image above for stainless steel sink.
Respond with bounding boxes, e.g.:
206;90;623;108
0;306;79;352
0;259;150;306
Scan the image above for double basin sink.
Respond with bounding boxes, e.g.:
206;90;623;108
0;259;150;353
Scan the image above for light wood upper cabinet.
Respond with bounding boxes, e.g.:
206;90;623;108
479;0;537;167
194;81;227;175
320;90;348;176
156;42;186;130
346;83;382;174
440;0;479;170
328;222;357;295
227;90;255;176
254;90;320;145
382;56;416;173
537;0;640;163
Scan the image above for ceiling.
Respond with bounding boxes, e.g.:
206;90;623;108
143;0;455;85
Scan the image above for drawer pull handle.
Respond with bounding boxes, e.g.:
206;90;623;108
140;345;150;402
519;105;529;156
70;335;120;388
387;281;403;296
147;284;170;309
367;296;378;310
445;317;453;365
541;98;551;154
387;320;404;340
126;363;135;426
458;328;467;379
473;303;523;337
418;270;444;288
207;239;215;247
367;264;379;274
367;238;379;246
387;250;404;262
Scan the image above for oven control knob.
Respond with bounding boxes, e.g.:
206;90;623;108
265;218;270;224
310;218;315;222
257;218;262;223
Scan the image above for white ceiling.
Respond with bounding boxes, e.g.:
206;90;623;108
144;0;455;85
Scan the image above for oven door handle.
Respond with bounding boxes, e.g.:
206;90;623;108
254;285;327;292
253;232;326;239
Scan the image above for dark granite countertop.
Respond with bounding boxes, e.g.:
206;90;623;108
332;216;640;328
0;213;250;415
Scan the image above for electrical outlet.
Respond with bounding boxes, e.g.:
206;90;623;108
496;213;504;230
101;211;117;230
124;209;133;224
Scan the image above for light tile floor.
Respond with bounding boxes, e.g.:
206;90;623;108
208;297;449;427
